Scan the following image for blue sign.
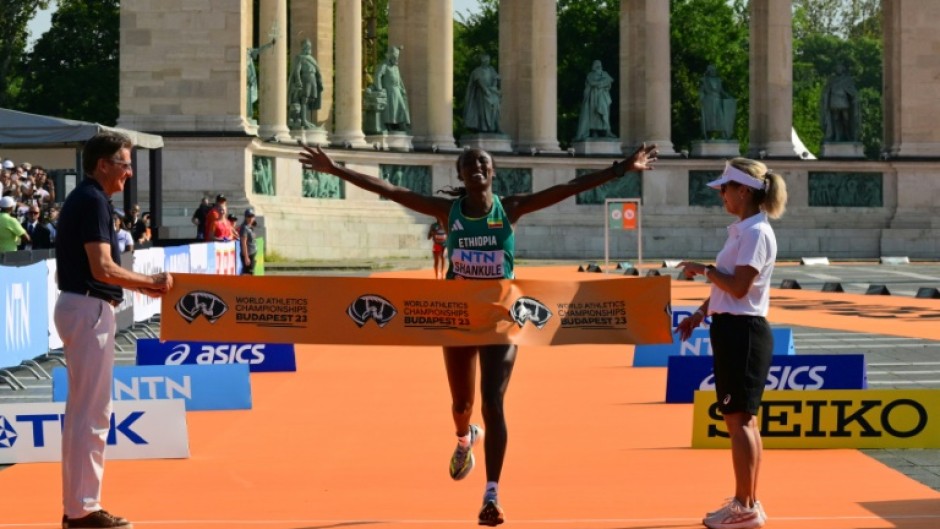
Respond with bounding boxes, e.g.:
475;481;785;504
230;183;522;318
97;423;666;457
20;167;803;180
665;354;867;403
135;339;297;372
633;327;795;367
0;262;49;365
52;364;252;411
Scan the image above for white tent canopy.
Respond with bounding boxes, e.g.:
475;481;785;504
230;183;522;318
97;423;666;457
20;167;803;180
0;108;163;149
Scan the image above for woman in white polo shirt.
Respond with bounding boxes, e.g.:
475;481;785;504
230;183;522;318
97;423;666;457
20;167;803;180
677;158;787;529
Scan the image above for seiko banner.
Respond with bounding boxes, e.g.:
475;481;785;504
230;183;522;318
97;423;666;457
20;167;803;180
691;389;940;449
160;274;674;347
0;400;190;463
136;338;298;372
0;261;49;365
665;354;868;403
633;327;795;367
51;364;252;411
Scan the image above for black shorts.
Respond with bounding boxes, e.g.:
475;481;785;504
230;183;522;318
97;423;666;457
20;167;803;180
709;313;773;415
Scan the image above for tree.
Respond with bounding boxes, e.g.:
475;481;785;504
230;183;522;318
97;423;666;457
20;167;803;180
0;0;52;108
17;0;120;124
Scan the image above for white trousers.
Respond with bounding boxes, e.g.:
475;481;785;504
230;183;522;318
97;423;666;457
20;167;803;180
54;292;116;518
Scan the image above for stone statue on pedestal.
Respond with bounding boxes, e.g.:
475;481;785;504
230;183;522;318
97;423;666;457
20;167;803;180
246;38;276;122
698;64;736;140
288;39;323;130
463;54;502;133
574;60;615;141
371;46;411;132
821;63;860;142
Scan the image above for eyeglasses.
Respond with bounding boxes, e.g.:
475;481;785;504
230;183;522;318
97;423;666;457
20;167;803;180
108;158;133;170
28;211;40;215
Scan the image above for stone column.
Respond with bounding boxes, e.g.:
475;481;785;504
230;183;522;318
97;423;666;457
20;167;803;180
117;0;248;133
258;0;290;141
499;0;560;153
883;0;940;158
332;0;368;147
619;0;676;155
748;0;796;158
289;0;333;128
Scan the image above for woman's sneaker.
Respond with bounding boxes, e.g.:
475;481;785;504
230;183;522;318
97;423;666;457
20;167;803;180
702;498;762;529
449;424;483;480
478;497;504;526
705;498;767;524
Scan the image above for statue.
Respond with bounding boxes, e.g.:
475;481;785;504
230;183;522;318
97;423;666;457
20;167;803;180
253;157;274;195
463;53;501;133
574;60;615;141
821;63;860;142
698;64;736;140
246;38;276;121
370;46;411;132
288;39;323;130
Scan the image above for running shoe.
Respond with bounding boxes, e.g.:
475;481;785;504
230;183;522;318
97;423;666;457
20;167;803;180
702;498;762;529
705;498;767;525
449;424;483;480
478;498;504;526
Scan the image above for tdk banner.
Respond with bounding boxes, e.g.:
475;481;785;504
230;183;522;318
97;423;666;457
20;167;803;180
633;327;795;367
665;354;867;403
52;364;252;411
136;339;297;372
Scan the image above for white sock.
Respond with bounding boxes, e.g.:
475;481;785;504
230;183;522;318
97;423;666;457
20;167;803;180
457;432;471;448
485;481;498;498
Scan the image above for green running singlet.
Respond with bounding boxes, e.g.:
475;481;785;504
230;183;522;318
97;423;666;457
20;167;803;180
445;195;515;279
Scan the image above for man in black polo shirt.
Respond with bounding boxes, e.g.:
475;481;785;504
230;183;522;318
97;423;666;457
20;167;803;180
55;131;173;529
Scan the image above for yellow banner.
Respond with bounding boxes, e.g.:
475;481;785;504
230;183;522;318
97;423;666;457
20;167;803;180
160;274;672;347
691;389;940;449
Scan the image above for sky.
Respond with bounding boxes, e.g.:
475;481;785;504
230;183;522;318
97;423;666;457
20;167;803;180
28;1;485;49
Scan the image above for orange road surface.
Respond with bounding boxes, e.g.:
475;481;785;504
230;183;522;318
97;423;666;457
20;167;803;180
1;266;938;528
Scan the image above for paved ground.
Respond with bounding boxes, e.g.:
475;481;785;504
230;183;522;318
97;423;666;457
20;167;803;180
3;259;939;490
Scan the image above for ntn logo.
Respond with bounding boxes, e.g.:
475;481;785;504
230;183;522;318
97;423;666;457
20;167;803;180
114;375;192;400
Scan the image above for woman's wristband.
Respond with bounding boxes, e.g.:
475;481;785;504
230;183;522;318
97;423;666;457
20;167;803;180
694;309;706;319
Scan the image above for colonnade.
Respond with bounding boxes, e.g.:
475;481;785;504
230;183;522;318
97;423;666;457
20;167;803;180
118;0;939;160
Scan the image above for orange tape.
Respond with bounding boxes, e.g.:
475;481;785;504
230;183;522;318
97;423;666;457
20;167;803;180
160;274;673;347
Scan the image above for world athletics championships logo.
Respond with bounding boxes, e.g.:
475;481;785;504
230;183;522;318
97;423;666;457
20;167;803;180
510;297;553;329
0;416;18;448
175;291;229;324
347;295;398;328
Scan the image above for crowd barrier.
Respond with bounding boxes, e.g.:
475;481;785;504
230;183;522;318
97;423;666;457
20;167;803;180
0;240;264;374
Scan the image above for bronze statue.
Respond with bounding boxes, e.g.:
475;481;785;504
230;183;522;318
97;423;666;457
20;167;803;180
463;54;501;133
698;64;736;140
574;60;615;141
821;63;860;142
288;39;323;130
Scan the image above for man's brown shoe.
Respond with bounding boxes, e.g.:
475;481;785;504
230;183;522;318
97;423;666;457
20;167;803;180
63;510;132;528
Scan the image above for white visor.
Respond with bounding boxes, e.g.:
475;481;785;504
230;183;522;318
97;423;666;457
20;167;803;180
707;163;766;190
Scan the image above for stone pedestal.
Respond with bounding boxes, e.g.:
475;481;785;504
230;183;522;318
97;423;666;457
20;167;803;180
820;142;865;159
691;140;741;158
365;132;414;152
293;127;329;147
573;138;623;156
459;133;513;153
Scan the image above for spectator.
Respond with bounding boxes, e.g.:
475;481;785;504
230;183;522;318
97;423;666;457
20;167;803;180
0;195;29;252
204;194;227;242
212;208;236;241
127;203;148;243
239;208;258;274
191;196;211;239
19;205;54;250
114;214;134;253
226;212;238;229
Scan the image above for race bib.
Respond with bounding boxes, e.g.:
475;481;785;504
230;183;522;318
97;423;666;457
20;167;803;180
450;249;505;279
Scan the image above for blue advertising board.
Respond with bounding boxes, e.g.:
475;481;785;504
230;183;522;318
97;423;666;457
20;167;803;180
136;339;297;372
163;245;192;274
665;353;867;403
0;262;49;365
633;327;795;367
52;363;252;411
